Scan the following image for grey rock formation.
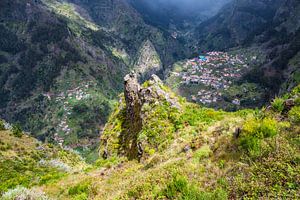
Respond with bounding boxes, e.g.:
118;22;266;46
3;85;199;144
119;73;143;159
118;73;181;160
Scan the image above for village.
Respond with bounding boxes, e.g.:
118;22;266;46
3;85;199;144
43;82;95;146
171;51;258;106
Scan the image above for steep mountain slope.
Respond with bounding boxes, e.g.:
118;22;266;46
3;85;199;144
69;0;188;67
128;0;230;33
14;74;299;199
195;0;300;96
0;0;186;160
0;120;86;195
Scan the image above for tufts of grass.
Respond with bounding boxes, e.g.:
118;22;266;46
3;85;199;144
288;106;300;123
193;145;212;162
157;174;228;200
271;97;285;113
12;124;23;138
239;117;278;157
68;180;96;200
0;120;5;131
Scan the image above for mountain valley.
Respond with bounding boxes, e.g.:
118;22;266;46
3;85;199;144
0;0;300;199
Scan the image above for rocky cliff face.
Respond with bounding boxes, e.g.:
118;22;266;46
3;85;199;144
119;73;143;159
134;40;162;80
100;73;181;160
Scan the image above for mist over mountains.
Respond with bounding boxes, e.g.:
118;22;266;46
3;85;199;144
128;0;231;30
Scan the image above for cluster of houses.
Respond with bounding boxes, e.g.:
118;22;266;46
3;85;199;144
174;51;254;105
43;82;94;146
191;89;222;105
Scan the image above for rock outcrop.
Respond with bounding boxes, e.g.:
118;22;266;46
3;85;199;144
119;73;143;159
100;73;181;160
134;40;162;81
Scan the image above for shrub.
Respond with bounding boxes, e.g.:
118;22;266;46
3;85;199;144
0;120;5;130
239;135;262;157
193;145;212;162
95;156;120;168
180;105;224;127
242;118;278;139
74;193;88;200
39;172;65;185
12;124;23;138
68;181;92;197
291;85;300;96
158;175;228;200
39;159;71;172
294;97;300;106
239;117;278;156
2;186;50;200
271;97;285;113
288;106;300;123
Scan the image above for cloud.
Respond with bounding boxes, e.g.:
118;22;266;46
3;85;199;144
140;0;231;13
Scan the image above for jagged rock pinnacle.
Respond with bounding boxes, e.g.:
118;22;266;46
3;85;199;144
101;73;181;160
120;73;143;159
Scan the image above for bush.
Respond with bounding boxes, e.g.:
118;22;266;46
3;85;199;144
294;97;300;106
291;85;300;96
157;175;228;200
239;117;278;156
95;156;120;168
271;97;285;113
2;186;50;200
12;124;23;138
288;106;300;123
68;181;92;198
239;135;262;157
193;145;212;162
0;120;5;130
242;118;278;139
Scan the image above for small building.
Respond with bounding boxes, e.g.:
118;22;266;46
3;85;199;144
232;99;241;106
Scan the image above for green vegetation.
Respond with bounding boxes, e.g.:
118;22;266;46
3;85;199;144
2;186;50;200
1;79;300;199
0;121;5;131
157;175;227;200
193;145;212;162
1;78;300;200
68;181;96;200
0;158;65;193
239;117;279;157
288;106;300;123
12;124;22;138
271;97;285;113
43;0;99;36
222;83;265;109
1;0;300;199
0;129;86;194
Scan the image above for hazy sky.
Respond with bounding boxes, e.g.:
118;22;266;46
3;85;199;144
141;0;231;12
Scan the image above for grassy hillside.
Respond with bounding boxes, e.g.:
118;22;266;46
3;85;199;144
14;77;298;200
0;121;87;197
